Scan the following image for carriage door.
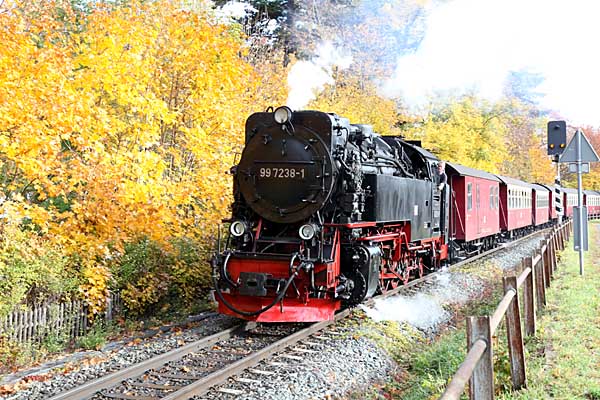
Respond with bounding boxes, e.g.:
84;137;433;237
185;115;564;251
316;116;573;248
476;184;481;234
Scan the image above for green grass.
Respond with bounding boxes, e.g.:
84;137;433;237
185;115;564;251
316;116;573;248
371;280;514;400
369;224;600;400
499;223;600;400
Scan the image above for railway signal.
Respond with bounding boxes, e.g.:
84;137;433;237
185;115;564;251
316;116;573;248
547;120;567;156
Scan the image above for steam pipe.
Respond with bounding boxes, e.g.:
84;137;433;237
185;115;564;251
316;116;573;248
218;251;237;288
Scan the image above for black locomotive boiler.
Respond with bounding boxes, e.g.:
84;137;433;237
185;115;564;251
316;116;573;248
212;107;450;322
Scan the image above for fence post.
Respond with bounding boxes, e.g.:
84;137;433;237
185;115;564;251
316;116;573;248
559;225;565;250
551;232;558;271
522;256;535;336
533;256;546;312
106;295;113;322
18;310;24;343
468;316;494;400
503;276;526;390
533;253;546;312
541;239;550;288
547;235;554;279
546;236;554;279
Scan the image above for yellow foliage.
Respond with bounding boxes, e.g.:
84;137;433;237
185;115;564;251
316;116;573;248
79;264;110;317
415;96;508;172
308;72;403;136
0;0;287;313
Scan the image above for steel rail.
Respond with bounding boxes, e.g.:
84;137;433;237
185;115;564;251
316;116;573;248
47;323;254;400
48;230;545;400
161;272;434;400
161;230;543;399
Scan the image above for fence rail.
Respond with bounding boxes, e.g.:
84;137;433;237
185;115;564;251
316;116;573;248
0;292;122;344
441;220;572;400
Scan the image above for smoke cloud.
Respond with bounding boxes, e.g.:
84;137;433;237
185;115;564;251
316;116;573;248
381;0;600;125
286;42;353;110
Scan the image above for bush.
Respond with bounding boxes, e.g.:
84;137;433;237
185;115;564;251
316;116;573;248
76;324;107;351
112;237;212;317
0;221;79;317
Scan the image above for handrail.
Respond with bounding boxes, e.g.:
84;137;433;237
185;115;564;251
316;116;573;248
440;339;487;399
439;220;572;400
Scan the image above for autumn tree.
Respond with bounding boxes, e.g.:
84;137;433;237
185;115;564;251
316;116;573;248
0;0;288;316
496;98;554;183
412;95;507;172
308;72;404;136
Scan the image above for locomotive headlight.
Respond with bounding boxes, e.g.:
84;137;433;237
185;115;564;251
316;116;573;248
274;106;292;124
299;223;318;240
230;220;247;237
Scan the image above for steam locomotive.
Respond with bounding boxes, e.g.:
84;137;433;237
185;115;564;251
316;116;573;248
211;107;449;322
211;107;600;322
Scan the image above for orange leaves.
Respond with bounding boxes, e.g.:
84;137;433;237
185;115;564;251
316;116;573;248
79;264;111;317
0;0;291;315
309;72;402;137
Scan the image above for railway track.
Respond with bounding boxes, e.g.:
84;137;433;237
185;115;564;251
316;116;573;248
48;231;544;400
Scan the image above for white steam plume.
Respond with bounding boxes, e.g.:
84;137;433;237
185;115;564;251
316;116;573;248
287;42;353;110
360;293;449;330
380;0;600;125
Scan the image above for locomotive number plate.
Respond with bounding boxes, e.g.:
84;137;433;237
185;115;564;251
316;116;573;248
258;167;306;179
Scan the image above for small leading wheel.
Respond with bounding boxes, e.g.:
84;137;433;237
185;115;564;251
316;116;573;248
417;261;424;278
387;279;399;291
401;267;410;285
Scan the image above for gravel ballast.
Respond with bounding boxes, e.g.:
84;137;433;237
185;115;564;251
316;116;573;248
0;314;239;400
0;233;548;400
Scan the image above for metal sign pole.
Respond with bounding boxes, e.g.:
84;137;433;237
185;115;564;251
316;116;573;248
576;131;584;275
552;122;599;277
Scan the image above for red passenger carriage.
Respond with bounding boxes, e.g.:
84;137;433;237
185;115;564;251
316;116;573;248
497;175;533;235
538;184;559;222
446;163;500;256
562;188;577;218
584;190;600;217
531;184;550;226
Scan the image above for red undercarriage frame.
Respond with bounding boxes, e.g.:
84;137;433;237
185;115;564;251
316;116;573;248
217;222;448;322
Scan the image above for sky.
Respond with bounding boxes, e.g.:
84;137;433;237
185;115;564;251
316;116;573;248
285;0;600;127
381;0;600;126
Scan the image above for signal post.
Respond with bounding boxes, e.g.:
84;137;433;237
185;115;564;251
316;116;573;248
548;121;599;275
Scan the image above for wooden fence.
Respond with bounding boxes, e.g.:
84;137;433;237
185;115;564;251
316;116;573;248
440;220;572;400
0;292;122;344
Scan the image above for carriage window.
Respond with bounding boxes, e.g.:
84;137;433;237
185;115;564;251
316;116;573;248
489;187;493;209
476;184;480;209
495;187;499;209
467;183;473;211
519;192;522;209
